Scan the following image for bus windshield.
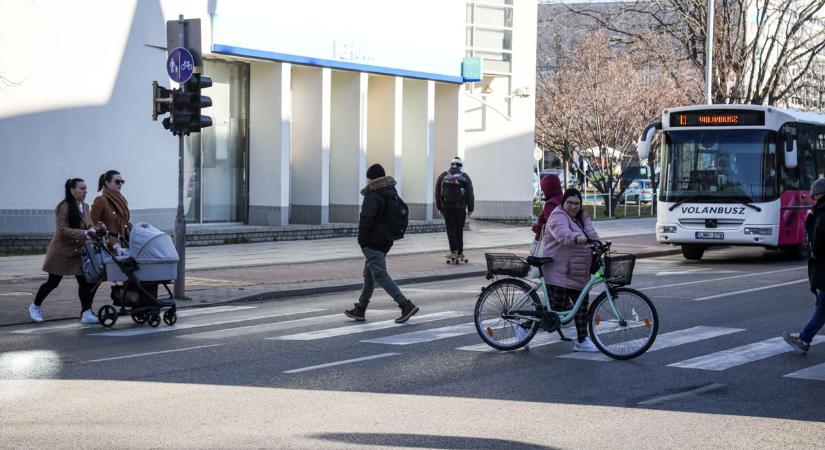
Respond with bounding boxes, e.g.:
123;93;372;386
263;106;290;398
660;129;779;203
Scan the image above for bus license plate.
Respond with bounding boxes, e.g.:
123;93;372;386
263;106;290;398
695;231;724;240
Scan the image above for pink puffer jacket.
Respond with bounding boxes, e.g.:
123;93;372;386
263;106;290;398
540;207;599;290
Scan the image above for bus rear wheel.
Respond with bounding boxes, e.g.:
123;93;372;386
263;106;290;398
681;244;705;260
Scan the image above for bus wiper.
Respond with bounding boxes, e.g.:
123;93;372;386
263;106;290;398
668;195;705;211
730;197;762;212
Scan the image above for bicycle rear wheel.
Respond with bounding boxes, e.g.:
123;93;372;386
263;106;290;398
474;278;541;351
588;287;658;360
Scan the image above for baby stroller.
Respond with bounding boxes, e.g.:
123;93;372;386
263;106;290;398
94;222;179;328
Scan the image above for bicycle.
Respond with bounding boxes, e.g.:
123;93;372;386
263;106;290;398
474;241;658;359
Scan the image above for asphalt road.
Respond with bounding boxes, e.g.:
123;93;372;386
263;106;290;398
1;246;824;449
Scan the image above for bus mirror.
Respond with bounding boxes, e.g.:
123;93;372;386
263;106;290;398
637;122;661;160
785;139;798;169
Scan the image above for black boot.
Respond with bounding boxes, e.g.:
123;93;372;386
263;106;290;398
345;303;367;321
395;299;419;323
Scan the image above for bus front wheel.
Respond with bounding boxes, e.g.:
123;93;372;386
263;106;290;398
681;244;705;260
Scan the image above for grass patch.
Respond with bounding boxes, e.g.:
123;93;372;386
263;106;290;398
534;201;654;220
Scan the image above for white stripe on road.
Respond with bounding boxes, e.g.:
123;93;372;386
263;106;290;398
692;279;808;301
456;326;577;352
558;326;745;361
269;311;466;341
178;311;393;340
784;361;825;381
361;320;495;345
282;353;400;374
642;266;805;291
8;305;257;335
669;336;825;371
91;309;326;337
77;344;224;364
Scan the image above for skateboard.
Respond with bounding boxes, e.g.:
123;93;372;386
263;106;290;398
446;254;469;264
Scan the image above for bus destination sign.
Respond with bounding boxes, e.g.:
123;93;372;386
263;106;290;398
670;110;765;127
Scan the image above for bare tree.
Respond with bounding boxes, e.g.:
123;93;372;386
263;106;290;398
536;32;698;209
569;0;825;106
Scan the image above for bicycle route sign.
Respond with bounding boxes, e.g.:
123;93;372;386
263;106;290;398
167;47;195;84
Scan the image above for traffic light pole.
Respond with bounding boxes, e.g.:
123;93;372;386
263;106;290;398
174;15;186;300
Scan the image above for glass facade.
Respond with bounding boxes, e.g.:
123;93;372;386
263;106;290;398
184;59;250;223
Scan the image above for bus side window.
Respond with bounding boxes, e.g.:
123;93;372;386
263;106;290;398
816;126;825;179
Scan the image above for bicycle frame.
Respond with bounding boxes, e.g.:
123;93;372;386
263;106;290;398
503;263;622;325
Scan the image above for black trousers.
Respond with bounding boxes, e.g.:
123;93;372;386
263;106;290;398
443;209;467;254
34;273;98;314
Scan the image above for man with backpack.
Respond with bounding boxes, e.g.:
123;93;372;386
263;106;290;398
436;157;475;261
345;163;419;323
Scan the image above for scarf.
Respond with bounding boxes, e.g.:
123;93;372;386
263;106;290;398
102;188;130;224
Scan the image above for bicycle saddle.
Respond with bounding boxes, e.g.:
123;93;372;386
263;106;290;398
525;256;553;267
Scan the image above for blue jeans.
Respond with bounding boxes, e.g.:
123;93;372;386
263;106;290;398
358;247;406;307
800;289;825;344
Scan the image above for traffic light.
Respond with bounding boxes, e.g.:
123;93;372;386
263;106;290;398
152;81;173;121
162;89;192;137
183;74;212;133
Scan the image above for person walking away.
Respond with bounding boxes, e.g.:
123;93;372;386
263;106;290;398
540;188;600;352
28;178;104;323
91;170;132;254
435;157;474;261
783;178;825;353
345;164;419;323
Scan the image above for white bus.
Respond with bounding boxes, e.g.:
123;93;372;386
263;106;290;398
637;104;825;260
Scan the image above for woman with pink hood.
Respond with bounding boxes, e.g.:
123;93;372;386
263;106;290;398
532;174;564;240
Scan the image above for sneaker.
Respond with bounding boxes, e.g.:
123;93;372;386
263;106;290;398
573;336;599;352
395;299;419;323
28;304;43;323
514;323;530;347
445;251;456;259
782;332;810;354
344;303;366;321
80;309;98;325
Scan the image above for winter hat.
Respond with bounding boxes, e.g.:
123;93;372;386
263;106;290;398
366;163;386;180
451;156;463;168
811;178;825;196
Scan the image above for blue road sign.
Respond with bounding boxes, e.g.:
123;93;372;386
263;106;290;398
167;47;195;84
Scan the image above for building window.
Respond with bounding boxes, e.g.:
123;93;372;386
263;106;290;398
466;0;514;118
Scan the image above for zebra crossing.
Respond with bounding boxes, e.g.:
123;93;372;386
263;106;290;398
4;304;825;382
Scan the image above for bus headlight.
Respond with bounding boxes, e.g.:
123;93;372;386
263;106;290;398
657;225;677;234
744;227;772;235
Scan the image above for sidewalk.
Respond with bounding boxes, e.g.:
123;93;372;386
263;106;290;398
0;217;671;326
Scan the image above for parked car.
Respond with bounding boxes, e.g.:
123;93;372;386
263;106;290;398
622;179;655;204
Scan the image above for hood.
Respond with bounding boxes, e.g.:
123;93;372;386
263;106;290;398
448;166;463;175
361;176;397;196
541;174;563;201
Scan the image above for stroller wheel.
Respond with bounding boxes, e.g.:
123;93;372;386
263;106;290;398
131;313;147;324
98;305;118;328
163;309;177;326
148;312;161;328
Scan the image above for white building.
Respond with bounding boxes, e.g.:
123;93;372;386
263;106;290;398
0;0;537;235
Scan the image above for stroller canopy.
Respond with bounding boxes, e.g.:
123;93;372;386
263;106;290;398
129;222;179;264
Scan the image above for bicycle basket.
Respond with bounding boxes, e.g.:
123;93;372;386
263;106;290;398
604;253;635;286
485;253;530;278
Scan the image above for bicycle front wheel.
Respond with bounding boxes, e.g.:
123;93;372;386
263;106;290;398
474;278;541;351
588;287;658;360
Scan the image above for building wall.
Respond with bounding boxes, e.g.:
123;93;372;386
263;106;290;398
0;0;538;235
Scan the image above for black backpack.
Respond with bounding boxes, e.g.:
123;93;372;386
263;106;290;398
441;173;466;207
382;194;409;240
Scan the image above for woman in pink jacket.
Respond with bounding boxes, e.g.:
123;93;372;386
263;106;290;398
540;188;600;352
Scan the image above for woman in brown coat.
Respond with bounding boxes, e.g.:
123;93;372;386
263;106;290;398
28;178;103;324
91;170;132;253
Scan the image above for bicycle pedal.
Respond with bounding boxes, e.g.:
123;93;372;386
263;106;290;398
557;328;572;342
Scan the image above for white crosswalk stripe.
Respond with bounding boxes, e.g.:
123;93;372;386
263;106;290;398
90;308;326;337
784;362;825;381
559;326;744;361
668;335;825;371
179;311;394;340
361;320;495;345
268;311;466;341
7;305;257;335
456;326;577;352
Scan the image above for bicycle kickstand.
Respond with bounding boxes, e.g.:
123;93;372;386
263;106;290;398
557;328;572;342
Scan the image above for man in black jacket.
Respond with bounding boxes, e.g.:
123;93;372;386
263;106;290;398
435;157;474;260
784;177;825;354
345;164;419;323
